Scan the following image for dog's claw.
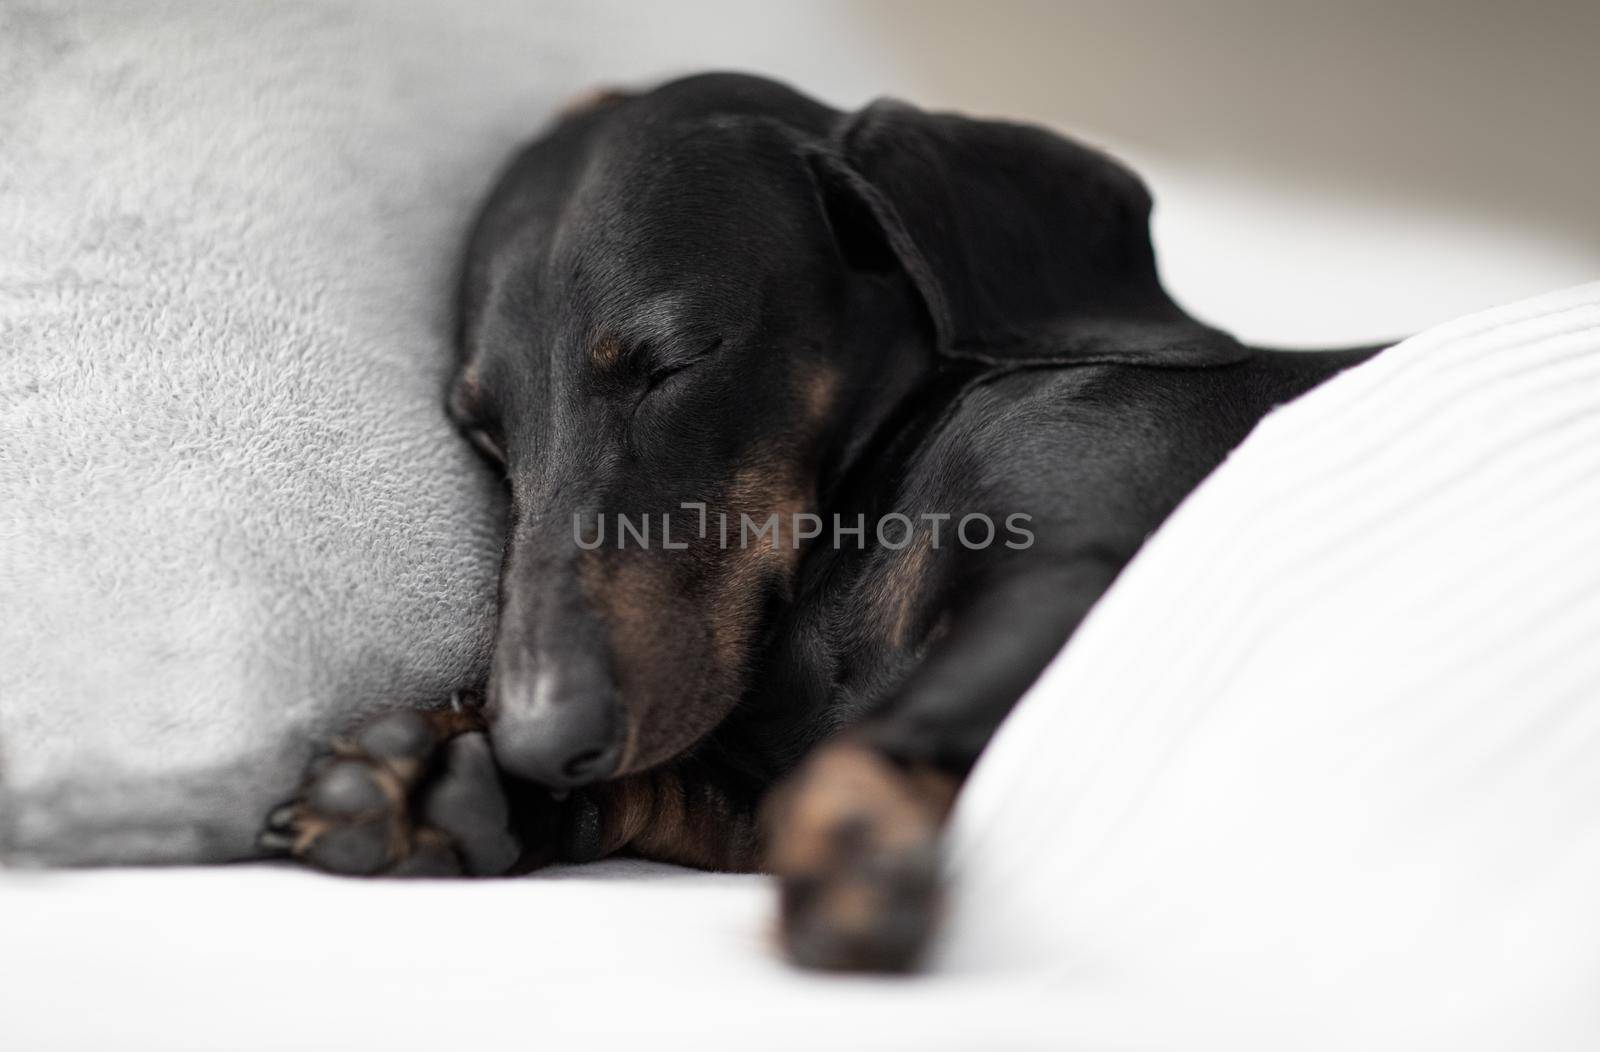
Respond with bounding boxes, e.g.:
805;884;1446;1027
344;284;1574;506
257;827;295;853
266;804;296;832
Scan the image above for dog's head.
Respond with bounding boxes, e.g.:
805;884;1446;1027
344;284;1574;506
451;73;1242;787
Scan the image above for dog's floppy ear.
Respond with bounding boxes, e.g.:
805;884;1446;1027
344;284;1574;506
813;99;1248;368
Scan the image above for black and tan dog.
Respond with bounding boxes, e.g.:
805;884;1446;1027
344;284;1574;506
263;73;1379;971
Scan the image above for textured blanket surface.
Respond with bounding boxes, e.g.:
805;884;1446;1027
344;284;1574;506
0;1;590;862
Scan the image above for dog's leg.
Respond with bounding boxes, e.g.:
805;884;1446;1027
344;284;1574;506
765;559;1119;970
261;700;524;877
762;739;958;971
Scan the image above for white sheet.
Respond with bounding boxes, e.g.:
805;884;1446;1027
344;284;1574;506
944;280;1600;1047
5;285;1597;1050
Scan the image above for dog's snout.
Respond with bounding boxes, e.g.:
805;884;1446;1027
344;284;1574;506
490;671;622;788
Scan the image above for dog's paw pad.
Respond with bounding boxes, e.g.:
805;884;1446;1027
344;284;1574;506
354;711;434;761
419;733;521;876
305;818;393;875
765;742;956;973
263;712;519;878
307;760;392;816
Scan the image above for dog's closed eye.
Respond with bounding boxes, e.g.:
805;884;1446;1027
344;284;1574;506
644;357;700;394
623;336;723;460
639;336;722;395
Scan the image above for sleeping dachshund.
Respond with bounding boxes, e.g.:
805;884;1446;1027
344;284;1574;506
262;72;1380;971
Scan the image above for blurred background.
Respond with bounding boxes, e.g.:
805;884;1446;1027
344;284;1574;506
503;0;1600;345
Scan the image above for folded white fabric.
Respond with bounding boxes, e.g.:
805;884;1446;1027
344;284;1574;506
944;281;1600;1048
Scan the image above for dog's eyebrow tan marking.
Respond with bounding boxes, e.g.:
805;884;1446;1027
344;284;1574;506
557;87;629;119
803;365;840;424
590;333;624;370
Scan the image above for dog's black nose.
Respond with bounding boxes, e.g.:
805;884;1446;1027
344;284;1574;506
489;673;622;789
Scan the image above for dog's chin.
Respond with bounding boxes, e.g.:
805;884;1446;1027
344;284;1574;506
614;679;745;777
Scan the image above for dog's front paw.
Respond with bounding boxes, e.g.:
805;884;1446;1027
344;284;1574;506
261;707;521;877
763;741;958;972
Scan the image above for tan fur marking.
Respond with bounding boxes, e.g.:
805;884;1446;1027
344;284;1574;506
802;365;840;424
590;333;624;370
873;530;935;649
725;459;808;568
577;549;672;772
764;742;960;968
558;87;628;118
764;741;957;875
591;770;758;871
289;758;410;864
574;441;818;774
626;773;691;861
818;879;879;933
701;453;812;669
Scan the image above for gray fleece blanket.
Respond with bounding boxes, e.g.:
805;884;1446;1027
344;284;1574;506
0;1;595;863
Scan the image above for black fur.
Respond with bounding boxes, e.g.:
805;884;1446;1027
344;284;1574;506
272;72;1382;971
450;72;1378;793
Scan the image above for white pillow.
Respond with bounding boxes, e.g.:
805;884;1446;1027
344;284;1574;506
944;282;1600;1048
